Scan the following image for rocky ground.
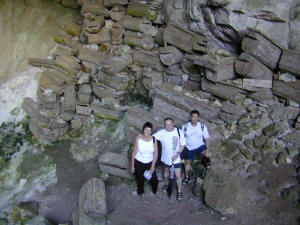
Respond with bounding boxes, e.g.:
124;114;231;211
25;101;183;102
106;181;241;225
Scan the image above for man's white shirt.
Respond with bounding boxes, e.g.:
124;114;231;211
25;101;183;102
181;121;209;151
153;128;186;165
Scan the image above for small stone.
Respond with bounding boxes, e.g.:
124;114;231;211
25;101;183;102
246;103;257;113
247;164;260;174
252;152;262;162
240;148;251;160
244;139;254;148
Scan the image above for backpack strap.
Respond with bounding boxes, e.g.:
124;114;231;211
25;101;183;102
176;127;180;138
152;136;155;144
198;120;204;132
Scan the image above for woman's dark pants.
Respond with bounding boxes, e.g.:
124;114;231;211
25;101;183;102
134;159;158;195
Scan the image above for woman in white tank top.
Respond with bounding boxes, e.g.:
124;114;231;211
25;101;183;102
131;122;158;198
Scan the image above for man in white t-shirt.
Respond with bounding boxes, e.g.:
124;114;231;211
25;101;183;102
181;110;212;185
153;117;186;200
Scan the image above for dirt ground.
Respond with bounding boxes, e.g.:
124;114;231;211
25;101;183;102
106;181;241;225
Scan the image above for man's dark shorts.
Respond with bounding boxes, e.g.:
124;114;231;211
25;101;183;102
162;162;181;168
180;145;206;161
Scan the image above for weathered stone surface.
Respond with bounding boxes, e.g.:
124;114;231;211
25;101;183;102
29;58;56;68
242;79;272;89
164;23;207;54
273;80;300;104
268;103;299;122
29;120;58;144
85;28;111;44
104;0;128;7
126;106;165;132
153;83;220;121
66;23;81;37
92;82;124;102
24;215;50;225
127;3;158;21
124;31;154;50
81;0;109;16
142;69;163;89
111;22;125;44
235;53;273;80
247;89;274;104
242;29;282;70
201;79;245;104
61;84;76;111
92;101;124;120
159;46;183;66
39;70;64;95
98;152;129;169
103;55;133;75
22;97;50;125
122;16;157;36
281;130;300;146
78;178;107;225
110;10;126;22
76;105;92;116
83;16;104;34
98;164;133;180
221;102;246;115
55;55;80;76
96;71;132;91
78;47;107;65
162;0;188;28
133;50;164;72
263;121;290;137
279;49;300;77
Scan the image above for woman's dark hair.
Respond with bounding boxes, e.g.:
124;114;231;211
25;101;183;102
142;122;153;131
190;110;200;116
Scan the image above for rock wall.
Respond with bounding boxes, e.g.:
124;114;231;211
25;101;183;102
17;0;300;224
0;0;79;80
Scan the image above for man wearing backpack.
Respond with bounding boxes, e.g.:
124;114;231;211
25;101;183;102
181;110;212;185
153;117;186;200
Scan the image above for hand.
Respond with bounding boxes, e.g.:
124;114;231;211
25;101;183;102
172;153;179;162
131;166;135;174
150;166;155;174
204;150;212;158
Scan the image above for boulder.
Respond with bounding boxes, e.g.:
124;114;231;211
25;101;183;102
39;70;64;95
124;31;154;50
127;3;158;21
159;46;183;66
61;84;76;111
194;54;237;82
78;178;107;225
201;79;245;104
279;49;300;78
142;69;163;89
76;105;92;116
133;50;164;72
96;71;132;91
111;22;125;44
78;47;107;65
83;16;104;34
92;101;125;120
29;58;56;68
55;55;81;76
126;106;165;132
104;0;128;7
281;130;300;146
235;53;273;80
85;28;111;44
241;28;282;70
77;84;92;105
122;16;157;36
98;153;133;180
242;79;272;89
92;82;124;102
29;120;58;144
273;80;300;104
81;0;109;16
102;55;133;75
247;89;274;104
162;0;188;28
163;23;207;54
153;83;220;121
110;10;127;22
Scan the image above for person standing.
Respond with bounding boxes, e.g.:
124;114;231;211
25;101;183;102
131;122;158;199
153;118;186;201
181;110;212;185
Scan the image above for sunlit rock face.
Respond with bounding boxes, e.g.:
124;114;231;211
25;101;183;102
0;0;79;80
